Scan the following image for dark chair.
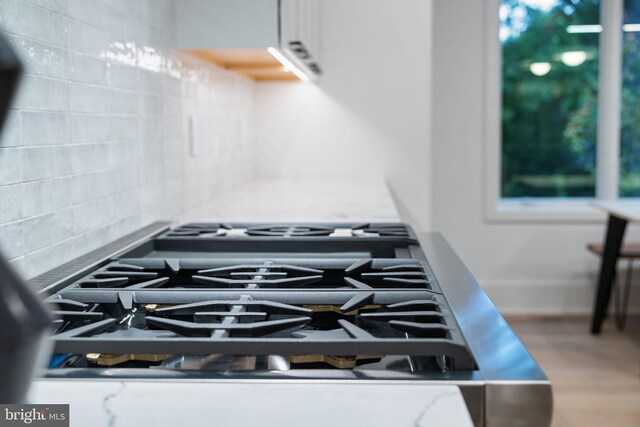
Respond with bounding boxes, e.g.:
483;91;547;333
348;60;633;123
587;242;640;330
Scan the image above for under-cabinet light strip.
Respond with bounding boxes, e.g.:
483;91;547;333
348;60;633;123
267;47;310;82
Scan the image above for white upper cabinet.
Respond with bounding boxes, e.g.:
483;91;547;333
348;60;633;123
176;0;321;82
280;0;322;75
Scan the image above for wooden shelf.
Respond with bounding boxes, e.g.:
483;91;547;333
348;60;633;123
182;49;302;82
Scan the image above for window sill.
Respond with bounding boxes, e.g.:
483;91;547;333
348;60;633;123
484;198;608;223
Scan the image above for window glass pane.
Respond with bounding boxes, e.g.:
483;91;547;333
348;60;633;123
620;0;640;197
500;0;600;198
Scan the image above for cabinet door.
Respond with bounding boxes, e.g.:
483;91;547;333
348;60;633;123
305;0;321;66
176;0;279;49
280;0;300;47
280;0;321;74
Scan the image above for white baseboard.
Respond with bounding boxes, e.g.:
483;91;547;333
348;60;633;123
478;279;640;316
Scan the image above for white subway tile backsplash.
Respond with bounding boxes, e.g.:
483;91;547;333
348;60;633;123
108;141;138;168
139;183;164;210
66;20;111;56
110;189;141;222
67;223;111;260
67;114;103;142
0;110;21;147
138;94;162;118
69;52;106;85
138;70;163;95
0;148;23;186
14;0;69;48
162;99;182;118
162;117;183;140
22;0;68;15
71;197;110;234
0;1;19;35
106;63;139;91
164;138;186;179
22;176;73;218
20;236;75;278
108;213;141;239
68;143;109;174
110;167;139;194
106;90;138;116
0;220;24;260
68;114;136;143
8;256;26;276
21;145;70;181
13;75;69;111
107;117;138;142
69;170;113;204
141;161;164;187
20;111;69;145
69;84;138;116
22;209;74;254
66;0;108;31
139;117;162;143
7;34;70;80
68;83;110;114
0;184;22;224
0;0;257;279
163;177;184;218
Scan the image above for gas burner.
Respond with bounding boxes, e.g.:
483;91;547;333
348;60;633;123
287;354;382;369
245;225;335;237
86;353;168;366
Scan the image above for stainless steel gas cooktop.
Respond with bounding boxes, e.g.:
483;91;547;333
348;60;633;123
33;222;552;427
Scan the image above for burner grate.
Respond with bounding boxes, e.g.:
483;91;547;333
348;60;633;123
46;290;475;370
62;258;441;293
162;223;413;239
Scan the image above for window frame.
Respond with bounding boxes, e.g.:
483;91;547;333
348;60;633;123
484;0;624;222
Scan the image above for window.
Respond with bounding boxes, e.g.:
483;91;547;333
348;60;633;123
620;1;640;196
486;0;640;220
500;0;600;198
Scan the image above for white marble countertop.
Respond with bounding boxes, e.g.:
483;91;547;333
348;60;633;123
28;380;473;427
180;178;401;223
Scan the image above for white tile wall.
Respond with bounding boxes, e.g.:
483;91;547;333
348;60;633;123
0;0;257;279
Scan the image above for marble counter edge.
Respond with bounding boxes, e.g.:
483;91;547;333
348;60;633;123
28;379;473;427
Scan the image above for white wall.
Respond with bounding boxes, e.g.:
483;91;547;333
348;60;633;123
255;0;433;232
0;0;257;279
431;0;640;314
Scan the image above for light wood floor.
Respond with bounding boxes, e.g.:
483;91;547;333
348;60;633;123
506;315;640;427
